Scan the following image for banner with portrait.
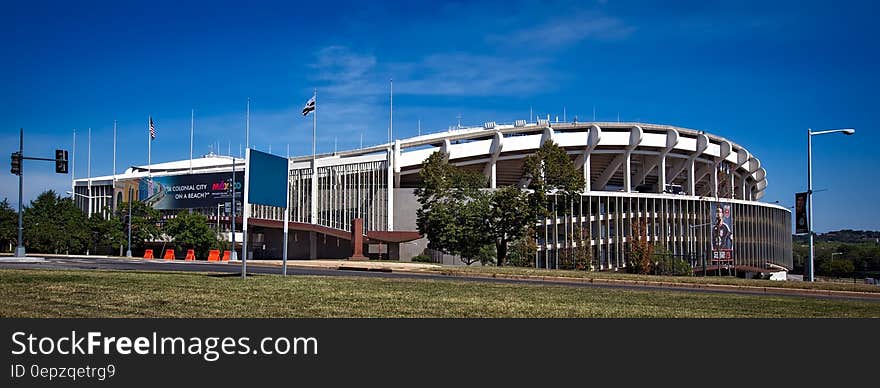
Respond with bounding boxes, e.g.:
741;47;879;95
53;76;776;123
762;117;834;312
795;192;809;234
710;202;733;264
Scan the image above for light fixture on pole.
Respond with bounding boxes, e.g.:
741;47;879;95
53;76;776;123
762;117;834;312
807;127;855;282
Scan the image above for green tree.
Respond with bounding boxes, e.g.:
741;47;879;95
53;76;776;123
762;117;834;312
114;200;162;254
416;151;494;264
521;140;585;270
0;199;16;252
486;186;532;266
522;140;585;218
507;231;538;267
652;244;692;276
820;258;855;278
23;191;88;254
164;211;219;259
86;210;126;255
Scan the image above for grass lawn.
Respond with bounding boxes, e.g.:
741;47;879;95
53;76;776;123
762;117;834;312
433;266;880;293
1;269;879;318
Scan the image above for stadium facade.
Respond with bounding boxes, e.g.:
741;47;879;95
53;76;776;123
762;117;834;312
73;120;792;273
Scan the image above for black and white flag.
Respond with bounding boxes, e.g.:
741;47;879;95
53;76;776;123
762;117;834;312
302;95;316;116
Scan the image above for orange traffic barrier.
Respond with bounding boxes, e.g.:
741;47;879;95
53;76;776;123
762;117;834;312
143;249;154;259
163;249;175;260
185;249;195;261
207;249;220;262
221;250;230;262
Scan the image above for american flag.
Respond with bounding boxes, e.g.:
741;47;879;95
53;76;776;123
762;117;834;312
149;116;156;139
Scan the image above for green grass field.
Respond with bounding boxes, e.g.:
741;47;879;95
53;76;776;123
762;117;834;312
1;269;879;318
434;266;880;293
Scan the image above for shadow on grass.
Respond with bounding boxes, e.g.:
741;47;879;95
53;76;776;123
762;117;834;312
207;273;265;278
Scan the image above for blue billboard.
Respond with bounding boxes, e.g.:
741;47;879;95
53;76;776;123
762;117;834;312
246;149;288;208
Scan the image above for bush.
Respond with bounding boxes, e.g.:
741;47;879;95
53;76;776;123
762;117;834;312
412;253;434;263
507;236;537;267
651;244;692;276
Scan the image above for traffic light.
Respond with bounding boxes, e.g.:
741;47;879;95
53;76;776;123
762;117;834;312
55;149;68;174
10;152;21;175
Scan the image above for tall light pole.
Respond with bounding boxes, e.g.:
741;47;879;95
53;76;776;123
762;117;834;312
807;128;855;282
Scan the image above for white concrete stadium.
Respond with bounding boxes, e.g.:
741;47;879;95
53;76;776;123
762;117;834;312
74;119;792;273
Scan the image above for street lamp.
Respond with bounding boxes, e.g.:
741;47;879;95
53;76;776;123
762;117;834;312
807;128;855;282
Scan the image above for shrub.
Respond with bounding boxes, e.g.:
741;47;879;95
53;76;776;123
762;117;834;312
507;235;537;267
412;253;434;263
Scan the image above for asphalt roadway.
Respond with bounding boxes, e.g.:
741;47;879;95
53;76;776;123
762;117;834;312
1;256;879;302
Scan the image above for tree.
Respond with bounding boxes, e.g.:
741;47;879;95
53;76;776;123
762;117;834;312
521;140;586;269
0;199;16;252
23;191;88;254
86;211;126;255
416;151;495;264
522;140;585;218
164;210;219;259
507;231;538;267
652;244;692;276
628;217;654;274
820;258;855;278
486;186;532;266
113;200;161;254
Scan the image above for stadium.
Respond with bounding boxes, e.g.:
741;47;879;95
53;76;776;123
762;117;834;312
73;119;792;274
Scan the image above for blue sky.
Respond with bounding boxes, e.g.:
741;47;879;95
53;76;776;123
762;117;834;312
2;0;878;232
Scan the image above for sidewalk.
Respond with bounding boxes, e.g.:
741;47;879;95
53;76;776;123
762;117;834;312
236;259;442;272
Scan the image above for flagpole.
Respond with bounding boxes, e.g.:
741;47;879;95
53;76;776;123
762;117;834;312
310;88;317;227
113;120;117;183
282;143;290;276
312;89;316;159
389;78;393;144
148;117;152;178
190;109;194;174
71;129;76;198
246;98;250;150
87;127;92;218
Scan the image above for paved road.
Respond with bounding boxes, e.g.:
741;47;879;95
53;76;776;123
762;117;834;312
1;256;878;302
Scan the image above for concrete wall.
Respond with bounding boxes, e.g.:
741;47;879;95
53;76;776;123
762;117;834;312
393;188;427;261
247;227;352;260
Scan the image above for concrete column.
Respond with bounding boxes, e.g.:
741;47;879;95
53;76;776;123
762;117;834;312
387;148;394;231
483;132;503;189
625;126;642;193
658;155;667;193
393;139;401;188
575;125;601;192
310;159;318;224
348;218;367;260
711;162;718;197
489;163;497;189
687;159;695;195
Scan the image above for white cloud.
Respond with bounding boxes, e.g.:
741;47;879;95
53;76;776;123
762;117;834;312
308;46;555;98
487;12;634;48
393;53;553;96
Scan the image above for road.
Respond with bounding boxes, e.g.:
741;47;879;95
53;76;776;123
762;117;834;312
1;256;878;302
